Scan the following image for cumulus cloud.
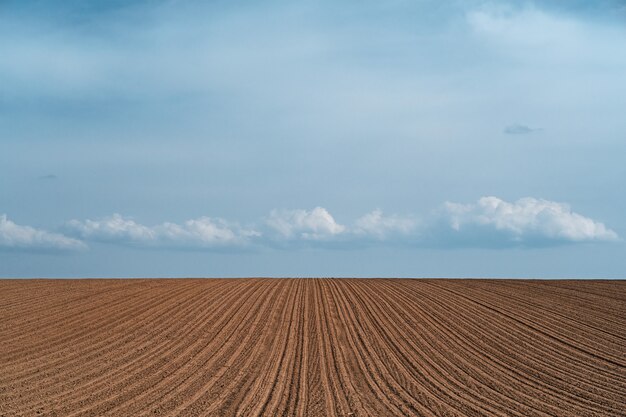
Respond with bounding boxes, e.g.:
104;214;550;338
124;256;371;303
0;214;86;252
266;207;346;241
66;214;259;249
438;196;618;246
504;124;541;135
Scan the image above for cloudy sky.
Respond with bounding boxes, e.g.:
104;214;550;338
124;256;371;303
1;0;625;278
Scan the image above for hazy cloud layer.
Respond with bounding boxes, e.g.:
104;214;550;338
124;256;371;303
1;1;625;276
0;214;86;252
66;214;260;249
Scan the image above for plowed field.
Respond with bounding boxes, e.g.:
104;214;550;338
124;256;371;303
1;279;624;417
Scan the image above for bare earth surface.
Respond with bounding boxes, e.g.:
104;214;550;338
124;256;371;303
0;279;625;417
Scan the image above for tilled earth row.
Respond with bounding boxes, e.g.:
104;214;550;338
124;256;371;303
0;278;624;416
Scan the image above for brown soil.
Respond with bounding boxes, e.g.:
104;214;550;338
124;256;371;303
0;278;624;416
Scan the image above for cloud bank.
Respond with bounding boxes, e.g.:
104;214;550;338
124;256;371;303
6;197;619;253
0;214;85;252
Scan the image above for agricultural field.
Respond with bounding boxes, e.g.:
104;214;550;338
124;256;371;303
0;278;624;416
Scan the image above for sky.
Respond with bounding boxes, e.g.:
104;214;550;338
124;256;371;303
1;0;625;278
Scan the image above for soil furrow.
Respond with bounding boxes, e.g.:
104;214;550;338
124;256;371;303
1;278;624;417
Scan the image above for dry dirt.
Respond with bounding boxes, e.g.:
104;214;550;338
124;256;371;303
0;279;624;417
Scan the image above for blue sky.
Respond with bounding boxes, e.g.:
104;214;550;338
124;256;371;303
1;0;625;277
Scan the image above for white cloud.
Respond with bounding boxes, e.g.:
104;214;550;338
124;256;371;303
266;207;346;240
353;210;417;240
0;214;86;251
442;196;618;244
46;198;621;253
66;214;259;248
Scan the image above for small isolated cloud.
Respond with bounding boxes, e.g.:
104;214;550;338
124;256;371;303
353;210;417;240
437;196;618;247
38;174;58;180
266;207;346;241
0;214;86;252
504;124;541;135
65;214;259;249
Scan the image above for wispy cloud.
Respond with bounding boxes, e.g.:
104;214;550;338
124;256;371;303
504;124;541;135
0;214;86;252
38;174;58;180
